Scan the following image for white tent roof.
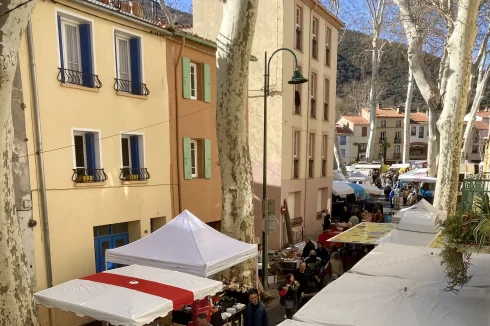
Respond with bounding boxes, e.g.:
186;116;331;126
105;210;257;277
394;200;444;233
332;181;354;197
34;265;223;326
333;170;346;180
395;199;439;216
390;163;410;169
293;273;490;326
350;243;490;287
357;183;383;195
348;171;370;181
354;163;382;169
376;229;437;246
398;168;437;183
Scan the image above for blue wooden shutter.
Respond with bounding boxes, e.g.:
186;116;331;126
57;15;65;82
182;138;192;180
129;38;142;95
85;133;96;178
182;57;191;99
203;64;211;103
79;24;94;87
204;139;212;179
130;136;140;174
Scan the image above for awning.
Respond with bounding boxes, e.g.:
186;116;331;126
398;168;437;183
348;171;370;182
354;163;382;169
327;222;397;245
357;184;384;195
34;265;223;326
332;181;354;197
376;229;437;247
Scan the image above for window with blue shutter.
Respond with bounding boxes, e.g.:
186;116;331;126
130;135;140;173
72;130;106;183
129;38;142;95
85;133;96;177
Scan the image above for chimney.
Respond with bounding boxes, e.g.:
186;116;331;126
397;106;402;114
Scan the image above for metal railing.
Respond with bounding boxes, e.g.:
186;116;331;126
114;78;150;96
379;138;386;143
58;68;102;88
393;153;401;159
119;167;151;181
394;138;402;144
109;0;165;23
72;168;108;183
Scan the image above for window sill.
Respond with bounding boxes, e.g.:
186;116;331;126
295;48;303;53
293;112;302;116
74;182;106;187
312;56;319;61
116;91;148;100
61;83;100;92
121;180;149;185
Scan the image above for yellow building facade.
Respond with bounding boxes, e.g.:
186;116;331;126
18;0;173;324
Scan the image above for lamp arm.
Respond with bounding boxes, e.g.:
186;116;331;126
266;48;300;75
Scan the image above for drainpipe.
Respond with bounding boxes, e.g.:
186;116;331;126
175;37;186;212
302;1;317;237
27;20;53;288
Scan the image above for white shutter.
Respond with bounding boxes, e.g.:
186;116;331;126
63;22;81;72
117;38;131;81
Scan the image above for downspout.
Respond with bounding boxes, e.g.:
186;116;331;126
175;37;186;212
27;21;53;288
302;1;317;237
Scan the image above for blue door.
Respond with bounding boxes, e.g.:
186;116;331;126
94;233;129;272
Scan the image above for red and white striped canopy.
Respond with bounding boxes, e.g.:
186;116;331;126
34;265;223;326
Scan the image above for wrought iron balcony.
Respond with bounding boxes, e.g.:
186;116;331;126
379;138;386;143
393;153;401;159
394;138;402;144
114;78;150;96
72;168;108;183
119;167;151;181
58;68;102;88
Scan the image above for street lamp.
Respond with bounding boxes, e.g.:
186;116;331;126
262;48;307;289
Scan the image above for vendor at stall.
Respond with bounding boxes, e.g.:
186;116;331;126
197;313;213;326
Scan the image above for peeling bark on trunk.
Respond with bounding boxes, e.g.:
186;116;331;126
403;69;413;163
0;0;39;324
433;0;479;215
334;130;348;176
216;0;259;286
427;107;438;175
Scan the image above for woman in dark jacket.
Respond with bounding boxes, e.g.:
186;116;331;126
315;242;330;265
279;273;299;319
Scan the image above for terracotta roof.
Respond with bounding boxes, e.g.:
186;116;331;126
410;112;429;124
341;115;369;125
476;111;490;118
336;125;354;135
362;107;405;118
474;121;489;130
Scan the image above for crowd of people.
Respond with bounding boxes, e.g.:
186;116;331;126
278;237;371;319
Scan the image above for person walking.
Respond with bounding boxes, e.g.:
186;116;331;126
294;262;309;308
324;251;343;286
302;236;315;259
279;274;299;319
245;289;268;326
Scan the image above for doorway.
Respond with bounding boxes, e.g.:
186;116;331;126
94;223;129;272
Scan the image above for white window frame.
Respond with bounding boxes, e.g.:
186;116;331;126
71;128;102;169
394;145;400;153
396;120;402;128
419;126;425;137
61;18;82;73
293;131;300;158
296;7;301;29
381;120;386;128
341;148;345;157
115;34;132;82
190;139;198;178
190;63;198;100
312;19;317;39
395;131;401;139
411;126;416;136
380;131;386;140
120;132;146;169
113;28;145;82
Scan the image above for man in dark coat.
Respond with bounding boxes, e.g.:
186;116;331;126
302;236;315;259
245;289;268;326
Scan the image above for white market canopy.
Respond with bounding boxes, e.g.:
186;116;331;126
333;169;346;181
293;273;490;326
398;168;437;183
332;181;355;197
376;229;438;247
351;243;490;287
106;210;257;277
392;199;446;225
354;163;382;169
390;163;410;169
34;265;223;326
348;171;370;182
357;183;384;196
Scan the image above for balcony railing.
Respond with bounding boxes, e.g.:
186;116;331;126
322;159;326;177
72;168;108;183
394;138;402;144
379;138;386;143
293;159;299;179
119;168;151;181
308;159;313;178
310;99;316;118
109;0;165;24
58;68;102;88
393;153;401;159
323;102;329;121
114;78;150;96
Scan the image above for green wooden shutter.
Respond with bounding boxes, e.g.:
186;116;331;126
183;137;192;179
204;139;212;179
203;64;211;103
182;57;191;99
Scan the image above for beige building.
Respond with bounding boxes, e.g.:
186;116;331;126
193;0;343;248
15;0;196;324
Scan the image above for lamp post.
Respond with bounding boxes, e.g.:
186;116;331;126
262;49;307;289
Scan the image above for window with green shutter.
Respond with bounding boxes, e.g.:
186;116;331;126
183;137;192;179
203;64;211;103
204;139;212;179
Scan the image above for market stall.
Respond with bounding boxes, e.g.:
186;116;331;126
398;168;437;183
105;210;257;277
326;222;397;245
34;265;223;326
348;171;370;183
350;243;490;287
293;273;490;326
